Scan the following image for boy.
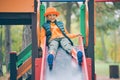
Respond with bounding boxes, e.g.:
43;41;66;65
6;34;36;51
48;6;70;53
41;7;83;70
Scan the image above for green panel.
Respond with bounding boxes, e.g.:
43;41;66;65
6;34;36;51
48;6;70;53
17;43;32;67
40;4;45;27
80;4;86;45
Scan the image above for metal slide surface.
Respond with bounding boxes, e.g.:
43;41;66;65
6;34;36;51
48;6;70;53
45;48;84;80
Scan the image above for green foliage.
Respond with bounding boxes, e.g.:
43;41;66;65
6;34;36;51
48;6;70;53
95;37;104;60
0;26;5;62
11;25;23;53
95;29;120;62
96;3;119;34
95;2;120;62
0;25;23;57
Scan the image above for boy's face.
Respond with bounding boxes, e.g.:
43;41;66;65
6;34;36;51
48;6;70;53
47;14;57;22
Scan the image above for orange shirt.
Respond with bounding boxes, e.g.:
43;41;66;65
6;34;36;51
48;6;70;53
40;22;79;45
49;23;64;41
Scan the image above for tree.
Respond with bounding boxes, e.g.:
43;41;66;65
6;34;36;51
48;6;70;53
0;26;3;76
22;25;31;49
99;31;109;62
5;25;11;72
96;2;120;62
65;2;73;33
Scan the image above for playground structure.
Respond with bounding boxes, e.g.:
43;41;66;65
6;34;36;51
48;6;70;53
0;0;119;80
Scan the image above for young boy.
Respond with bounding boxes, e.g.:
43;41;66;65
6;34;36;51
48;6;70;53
41;7;83;70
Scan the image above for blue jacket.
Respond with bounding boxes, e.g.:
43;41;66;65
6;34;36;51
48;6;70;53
43;20;73;46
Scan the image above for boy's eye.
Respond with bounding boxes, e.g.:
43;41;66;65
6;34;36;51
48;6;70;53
48;14;56;16
53;14;56;16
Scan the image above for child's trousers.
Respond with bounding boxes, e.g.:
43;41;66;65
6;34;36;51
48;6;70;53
48;37;74;55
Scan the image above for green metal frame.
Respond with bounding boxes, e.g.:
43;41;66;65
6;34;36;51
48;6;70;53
40;4;45;27
80;4;86;45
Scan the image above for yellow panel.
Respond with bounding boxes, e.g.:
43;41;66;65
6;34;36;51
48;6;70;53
0;0;34;12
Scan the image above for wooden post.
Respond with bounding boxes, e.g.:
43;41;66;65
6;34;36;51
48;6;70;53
10;52;17;80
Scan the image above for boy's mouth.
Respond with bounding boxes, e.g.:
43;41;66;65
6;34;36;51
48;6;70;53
51;19;55;22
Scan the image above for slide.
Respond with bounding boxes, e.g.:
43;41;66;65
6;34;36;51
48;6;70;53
45;48;83;80
36;36;89;80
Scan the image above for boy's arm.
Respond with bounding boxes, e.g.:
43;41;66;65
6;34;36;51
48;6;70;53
67;33;81;39
40;28;46;46
64;27;81;38
37;26;41;47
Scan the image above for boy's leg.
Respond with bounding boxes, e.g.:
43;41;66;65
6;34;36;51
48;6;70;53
60;38;83;65
47;40;59;70
60;38;73;53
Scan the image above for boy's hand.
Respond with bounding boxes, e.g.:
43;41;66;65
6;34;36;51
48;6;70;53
76;33;82;37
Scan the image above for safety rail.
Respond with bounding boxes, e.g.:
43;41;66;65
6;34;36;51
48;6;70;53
17;43;32;67
9;44;32;80
17;57;32;79
9;56;32;80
